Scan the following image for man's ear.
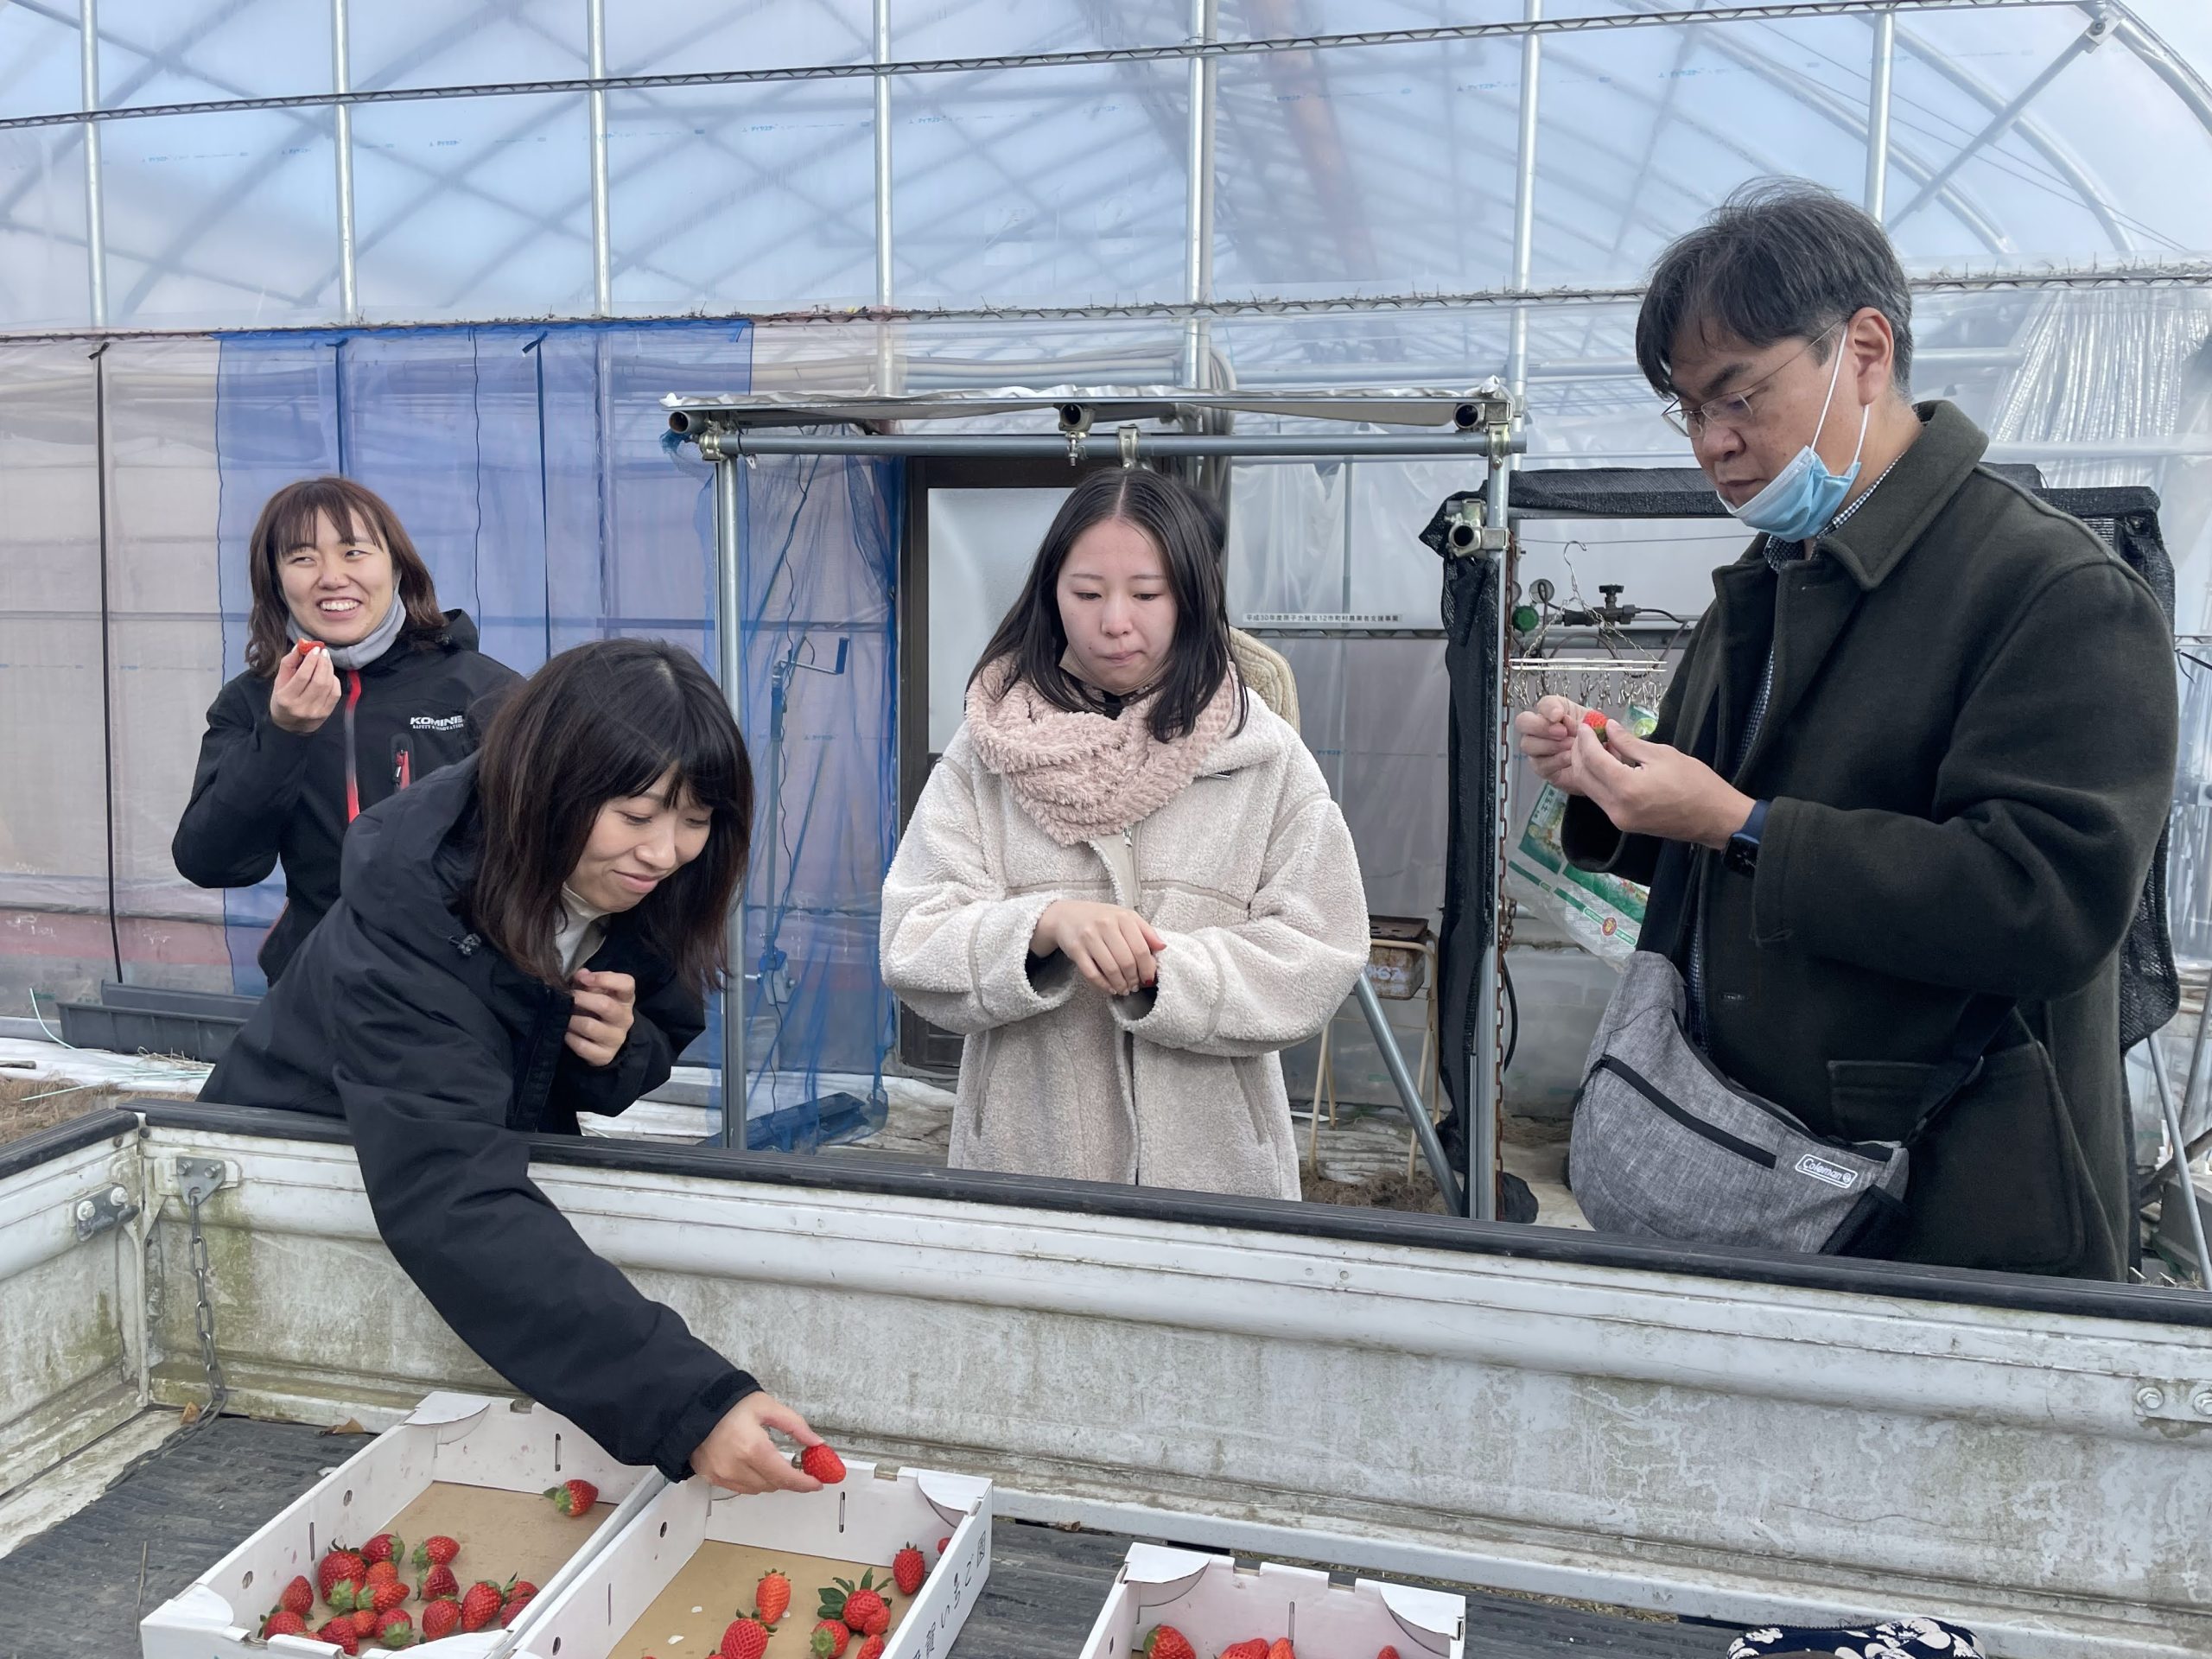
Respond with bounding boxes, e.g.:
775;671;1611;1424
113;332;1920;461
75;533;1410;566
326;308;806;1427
1846;306;1898;400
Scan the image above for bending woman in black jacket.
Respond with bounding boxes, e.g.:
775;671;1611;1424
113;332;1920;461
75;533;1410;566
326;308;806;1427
173;475;520;984
202;638;824;1494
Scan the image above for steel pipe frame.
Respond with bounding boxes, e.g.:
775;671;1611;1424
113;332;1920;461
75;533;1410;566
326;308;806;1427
1353;975;1466;1217
2148;1037;2212;1286
1181;0;1217;392
77;0;104;328
35;2;2212;338
871;0;896;395
23;0;659;321
588;0;610;317
713;456;747;1149
1866;9;1894;219
2106;2;2212;133
692;429;1506;460
1613;0;2012;257
332;0;357;321
685;405;1514;1170
35;0;2211;346
1471;0;1543;1226
1893;15;2136;253
1889;13;2112;231
0;3;2093;135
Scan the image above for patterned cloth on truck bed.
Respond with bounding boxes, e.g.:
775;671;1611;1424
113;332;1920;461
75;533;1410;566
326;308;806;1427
1728;1615;1980;1657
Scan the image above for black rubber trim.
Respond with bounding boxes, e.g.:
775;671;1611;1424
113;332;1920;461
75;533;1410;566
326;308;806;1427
131;1096;2212;1328
0;1108;140;1183
1592;1055;1777;1169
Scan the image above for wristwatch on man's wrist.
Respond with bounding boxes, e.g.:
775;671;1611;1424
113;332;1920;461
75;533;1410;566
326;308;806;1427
1724;799;1770;875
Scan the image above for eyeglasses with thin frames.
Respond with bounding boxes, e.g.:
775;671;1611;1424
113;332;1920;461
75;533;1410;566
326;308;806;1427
1661;323;1843;438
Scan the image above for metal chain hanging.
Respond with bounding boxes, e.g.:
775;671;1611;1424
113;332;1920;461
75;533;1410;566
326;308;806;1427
177;1159;230;1433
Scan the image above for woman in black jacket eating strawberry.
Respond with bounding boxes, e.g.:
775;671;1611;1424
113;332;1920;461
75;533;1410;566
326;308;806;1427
173;476;520;985
202;638;828;1493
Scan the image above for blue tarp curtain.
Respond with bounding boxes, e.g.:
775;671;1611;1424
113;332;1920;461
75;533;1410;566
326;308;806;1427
210;318;897;1116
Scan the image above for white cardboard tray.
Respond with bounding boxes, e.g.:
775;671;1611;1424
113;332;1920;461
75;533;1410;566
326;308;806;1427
139;1391;651;1659
1077;1543;1466;1659
512;1459;993;1659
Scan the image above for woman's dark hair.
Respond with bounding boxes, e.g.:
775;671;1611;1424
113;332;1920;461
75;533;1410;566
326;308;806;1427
470;639;753;995
244;476;448;675
1635;178;1914;399
969;467;1243;743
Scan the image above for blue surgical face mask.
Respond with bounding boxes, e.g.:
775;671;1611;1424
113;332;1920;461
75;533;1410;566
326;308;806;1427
1720;338;1868;543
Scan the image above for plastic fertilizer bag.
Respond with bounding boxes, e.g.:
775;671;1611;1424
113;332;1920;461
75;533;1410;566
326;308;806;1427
1506;702;1657;968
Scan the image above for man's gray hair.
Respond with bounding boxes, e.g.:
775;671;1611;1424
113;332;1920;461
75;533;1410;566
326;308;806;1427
1635;178;1914;399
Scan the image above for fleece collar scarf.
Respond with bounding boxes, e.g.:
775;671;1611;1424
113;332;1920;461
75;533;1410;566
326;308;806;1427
964;657;1237;846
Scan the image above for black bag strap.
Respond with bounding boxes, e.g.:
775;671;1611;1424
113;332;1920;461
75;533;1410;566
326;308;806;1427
1905;992;2018;1144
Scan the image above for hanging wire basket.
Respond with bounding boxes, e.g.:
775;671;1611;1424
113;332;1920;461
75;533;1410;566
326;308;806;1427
1505;653;1673;715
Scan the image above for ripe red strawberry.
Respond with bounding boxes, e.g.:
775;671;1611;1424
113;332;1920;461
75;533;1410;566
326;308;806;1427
319;1548;368;1604
261;1609;309;1639
799;1442;846;1483
411;1535;459;1573
352;1607;381;1638
422;1564;459;1601
721;1615;771;1659
1268;1641;1295;1659
819;1570;890;1638
459;1580;505;1633
893;1543;926;1597
326;1580;363;1615
506;1580;539;1603
315;1618;362;1656
418;1599;461;1641
1144;1628;1197;1659
544;1478;599;1516
855;1637;886;1659
365;1561;399;1587
936;1537;950;1556
1582;709;1609;737
278;1576;315;1619
369;1580;410;1615
756;1568;792;1624
500;1594;535;1629
373;1608;416;1649
361;1532;404;1567
1219;1642;1268;1659
811;1618;852;1658
1377;1648;1401;1659
846;1592;890;1638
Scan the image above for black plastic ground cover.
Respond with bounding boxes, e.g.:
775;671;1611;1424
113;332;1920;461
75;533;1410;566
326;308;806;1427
1;1414;1733;1659
137;1098;2212;1330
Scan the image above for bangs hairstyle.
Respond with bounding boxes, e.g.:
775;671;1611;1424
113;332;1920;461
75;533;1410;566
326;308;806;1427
244;476;448;676
1634;177;1915;400
969;467;1244;744
470;638;753;996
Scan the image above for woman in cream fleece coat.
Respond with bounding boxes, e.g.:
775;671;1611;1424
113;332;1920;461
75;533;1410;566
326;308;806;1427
880;469;1369;1199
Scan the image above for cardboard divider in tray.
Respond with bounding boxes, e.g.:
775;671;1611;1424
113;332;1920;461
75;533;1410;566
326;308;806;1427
513;1459;994;1659
1077;1545;1466;1659
139;1392;651;1659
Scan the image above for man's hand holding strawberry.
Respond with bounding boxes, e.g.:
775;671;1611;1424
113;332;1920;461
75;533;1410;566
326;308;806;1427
1513;694;1757;852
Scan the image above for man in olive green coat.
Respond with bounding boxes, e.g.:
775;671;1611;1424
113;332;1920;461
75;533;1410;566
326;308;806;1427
1519;182;2177;1281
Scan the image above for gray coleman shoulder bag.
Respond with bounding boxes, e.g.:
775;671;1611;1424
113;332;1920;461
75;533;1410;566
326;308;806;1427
1567;951;2012;1256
